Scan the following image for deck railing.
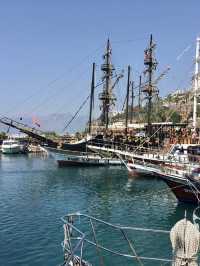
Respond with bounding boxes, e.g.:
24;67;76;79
61;212;172;266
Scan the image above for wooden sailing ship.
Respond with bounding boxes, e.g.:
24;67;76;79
157;167;200;204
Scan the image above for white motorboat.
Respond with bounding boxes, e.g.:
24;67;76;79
1;139;22;154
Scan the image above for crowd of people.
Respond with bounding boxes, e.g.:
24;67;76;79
91;126;200;151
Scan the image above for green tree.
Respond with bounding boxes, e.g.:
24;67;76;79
0;132;7;140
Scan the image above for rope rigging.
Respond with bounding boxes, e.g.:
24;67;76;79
3;44;104;117
62;73;123;132
62;94;90;132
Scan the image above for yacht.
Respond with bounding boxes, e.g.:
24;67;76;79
1;139;22;154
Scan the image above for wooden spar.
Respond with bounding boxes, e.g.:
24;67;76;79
147;34;153;134
88;63;95;134
130;81;134;124
125;65;131;138
99;39;116;132
105;39;110;130
143;34;158;136
138;75;141;109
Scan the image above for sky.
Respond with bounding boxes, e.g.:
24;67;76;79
0;0;200;124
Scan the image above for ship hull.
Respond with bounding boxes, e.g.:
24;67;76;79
60;135;104;152
61;142;88;152
2;146;21;154
57;158;122;167
159;173;200;204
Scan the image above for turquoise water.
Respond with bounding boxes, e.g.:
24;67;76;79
0;154;196;265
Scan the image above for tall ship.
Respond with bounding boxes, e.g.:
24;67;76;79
0;39;123;154
47;38;124;154
0;35;197;158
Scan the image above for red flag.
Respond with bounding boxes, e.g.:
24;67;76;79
32;116;41;127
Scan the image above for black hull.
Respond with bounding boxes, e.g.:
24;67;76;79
61;142;88;152
61;135;104;152
58;160;106;167
57;158;121;168
160;174;200;204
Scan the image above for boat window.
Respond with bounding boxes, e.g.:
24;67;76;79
3;141;18;145
192;173;200;180
171;146;184;155
188;146;200;155
3;141;17;145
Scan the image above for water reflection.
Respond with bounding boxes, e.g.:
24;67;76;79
0;156;199;266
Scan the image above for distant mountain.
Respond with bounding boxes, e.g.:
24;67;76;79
0;113;88;134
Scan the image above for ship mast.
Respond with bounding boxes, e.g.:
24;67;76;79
193;37;200;130
125;66;131;138
88;63;95;134
143;34;158;136
130;81;134;124
99;39;116;131
138;75;142;109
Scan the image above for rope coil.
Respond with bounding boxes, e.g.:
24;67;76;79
170;218;200;266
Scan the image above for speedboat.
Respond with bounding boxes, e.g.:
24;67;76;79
1;139;22;154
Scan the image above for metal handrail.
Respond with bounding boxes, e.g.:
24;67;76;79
61;212;172;265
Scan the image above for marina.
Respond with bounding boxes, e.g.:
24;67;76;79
1;36;200;264
1;1;200;265
0;154;198;266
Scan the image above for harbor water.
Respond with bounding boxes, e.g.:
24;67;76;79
0;154;196;266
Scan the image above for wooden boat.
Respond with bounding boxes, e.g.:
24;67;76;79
88;143;200;168
126;157;200;204
126;159;160;176
60;135;104;152
158;167;200;204
125;151;194;178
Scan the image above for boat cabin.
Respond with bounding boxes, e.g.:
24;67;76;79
168;144;200;164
